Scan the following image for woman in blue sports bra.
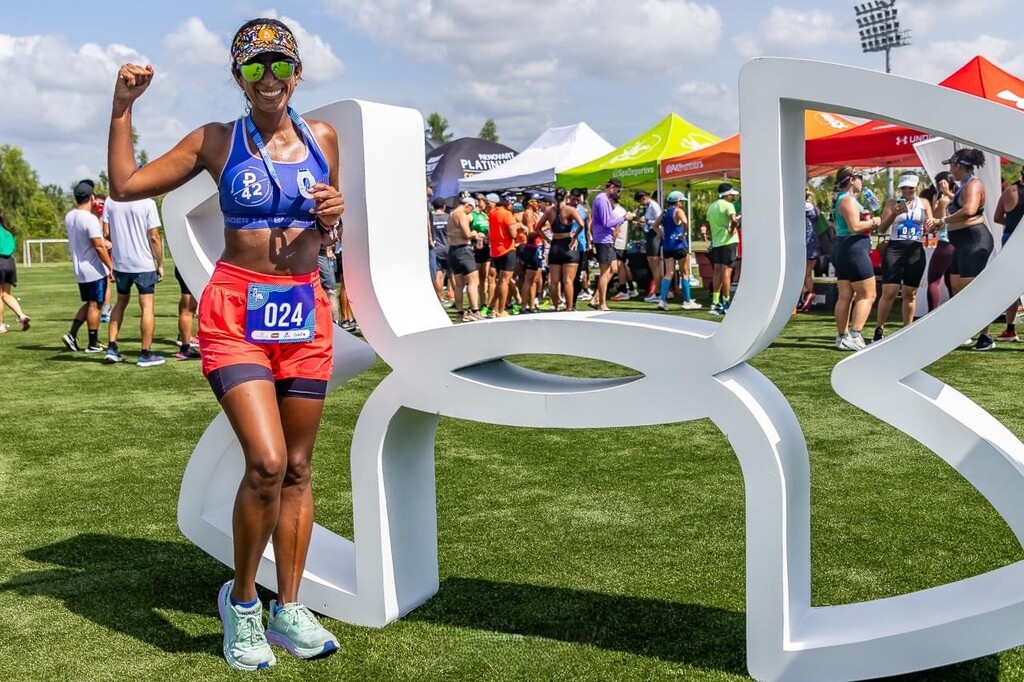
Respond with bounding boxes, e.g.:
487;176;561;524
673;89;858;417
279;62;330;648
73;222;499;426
927;147;995;350
108;18;344;670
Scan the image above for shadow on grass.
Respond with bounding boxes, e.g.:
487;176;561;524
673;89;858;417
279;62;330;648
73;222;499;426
406;576;748;675
408;578;1003;680
0;533;228;656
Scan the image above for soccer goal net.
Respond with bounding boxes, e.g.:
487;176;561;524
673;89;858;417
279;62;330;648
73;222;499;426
21;239;70;267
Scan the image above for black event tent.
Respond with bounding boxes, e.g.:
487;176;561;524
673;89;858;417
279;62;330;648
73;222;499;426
426;137;518;199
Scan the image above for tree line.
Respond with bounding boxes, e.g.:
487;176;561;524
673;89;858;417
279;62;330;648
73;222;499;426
426;112;499;143
0;130;149;249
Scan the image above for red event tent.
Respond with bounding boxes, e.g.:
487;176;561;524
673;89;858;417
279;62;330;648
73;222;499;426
805;55;1024;168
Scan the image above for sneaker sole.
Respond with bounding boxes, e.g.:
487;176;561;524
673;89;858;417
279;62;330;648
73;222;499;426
266;630;339;660
103;356;123;364
137;359;166;367
217;583;277;672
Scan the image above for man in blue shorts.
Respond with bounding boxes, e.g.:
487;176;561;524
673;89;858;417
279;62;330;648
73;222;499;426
63;180;113;353
102;196;165;366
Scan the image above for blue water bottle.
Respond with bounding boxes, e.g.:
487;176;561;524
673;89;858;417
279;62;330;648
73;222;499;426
862;188;881;212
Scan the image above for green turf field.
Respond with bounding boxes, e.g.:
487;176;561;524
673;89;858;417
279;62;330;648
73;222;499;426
1;263;1023;680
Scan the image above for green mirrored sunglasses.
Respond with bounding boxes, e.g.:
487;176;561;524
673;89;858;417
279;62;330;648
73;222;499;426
239;59;296;82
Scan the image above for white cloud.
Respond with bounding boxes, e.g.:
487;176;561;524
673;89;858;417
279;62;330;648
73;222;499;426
898;0;1011;38
326;0;720;80
163;17;225;68
734;8;847;59
323;0;721;148
896;35;1024;83
0;32;187;188
668;81;738;135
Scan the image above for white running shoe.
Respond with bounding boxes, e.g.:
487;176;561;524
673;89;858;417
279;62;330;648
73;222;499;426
266;601;340;660
657;300;669;311
643;293;660;303
838;335;864;351
217;581;276;671
680;300;702;310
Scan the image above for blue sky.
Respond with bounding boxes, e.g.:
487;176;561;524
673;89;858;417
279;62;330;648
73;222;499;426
1;0;1020;187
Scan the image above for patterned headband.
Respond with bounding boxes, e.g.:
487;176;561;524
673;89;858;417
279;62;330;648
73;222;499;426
231;22;299;66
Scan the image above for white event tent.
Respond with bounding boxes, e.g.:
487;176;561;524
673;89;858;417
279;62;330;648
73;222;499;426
458;122;615;192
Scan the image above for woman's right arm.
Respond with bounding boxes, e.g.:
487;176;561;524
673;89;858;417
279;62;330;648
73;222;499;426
108;63;220;201
878;199;900;230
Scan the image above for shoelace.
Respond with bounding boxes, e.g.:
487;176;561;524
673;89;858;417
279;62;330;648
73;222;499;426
282;604;321;633
234;609;266;648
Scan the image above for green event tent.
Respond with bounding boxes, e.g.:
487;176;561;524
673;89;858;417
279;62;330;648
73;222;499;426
555;114;720;191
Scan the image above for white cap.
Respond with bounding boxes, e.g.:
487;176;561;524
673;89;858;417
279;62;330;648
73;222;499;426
897;173;919;189
461;196;476;207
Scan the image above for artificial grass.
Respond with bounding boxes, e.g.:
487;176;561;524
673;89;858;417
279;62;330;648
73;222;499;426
1;263;1023;680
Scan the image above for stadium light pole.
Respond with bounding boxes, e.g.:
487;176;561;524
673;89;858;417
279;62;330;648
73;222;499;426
854;0;912;195
854;0;911;74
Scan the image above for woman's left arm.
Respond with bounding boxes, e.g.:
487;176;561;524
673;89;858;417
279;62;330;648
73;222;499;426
308;121;344;243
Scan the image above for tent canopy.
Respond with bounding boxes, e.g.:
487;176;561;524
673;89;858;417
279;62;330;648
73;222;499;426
555;114;719;191
458;123;614;192
426;137;518;199
660;111;857;181
806;55;1024;167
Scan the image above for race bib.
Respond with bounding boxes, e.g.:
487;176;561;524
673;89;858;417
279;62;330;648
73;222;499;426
245;283;316;343
896;219;922;241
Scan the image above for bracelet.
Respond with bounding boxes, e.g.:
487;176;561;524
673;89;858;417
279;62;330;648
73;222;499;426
316;216;341;233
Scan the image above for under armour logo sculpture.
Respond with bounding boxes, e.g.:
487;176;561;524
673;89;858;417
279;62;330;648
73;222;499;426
160;58;1024;682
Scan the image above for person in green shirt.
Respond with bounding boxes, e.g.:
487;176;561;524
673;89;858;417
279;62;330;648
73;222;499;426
0;211;30;333
705;183;740;315
471;194;492;314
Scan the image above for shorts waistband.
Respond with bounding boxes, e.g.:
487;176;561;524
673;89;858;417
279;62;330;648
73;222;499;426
209;260;319;290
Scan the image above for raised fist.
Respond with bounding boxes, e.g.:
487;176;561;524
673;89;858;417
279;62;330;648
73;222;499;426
113;63;154;106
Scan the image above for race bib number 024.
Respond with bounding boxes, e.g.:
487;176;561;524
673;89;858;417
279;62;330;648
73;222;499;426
245;282;316;343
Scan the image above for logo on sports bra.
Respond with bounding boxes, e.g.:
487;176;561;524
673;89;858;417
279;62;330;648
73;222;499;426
230;167;272;207
297;169;317;200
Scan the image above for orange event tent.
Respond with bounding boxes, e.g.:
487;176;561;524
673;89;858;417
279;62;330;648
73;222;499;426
661;111;858;181
804;55;1024;168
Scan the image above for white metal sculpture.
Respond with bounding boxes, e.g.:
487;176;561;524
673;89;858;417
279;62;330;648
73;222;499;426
161;59;1024;681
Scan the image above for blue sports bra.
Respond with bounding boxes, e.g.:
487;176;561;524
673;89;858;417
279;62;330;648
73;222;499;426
218;110;330;230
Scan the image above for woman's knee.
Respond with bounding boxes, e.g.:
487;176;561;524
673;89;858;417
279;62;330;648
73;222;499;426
244;450;288;489
283;456;312;488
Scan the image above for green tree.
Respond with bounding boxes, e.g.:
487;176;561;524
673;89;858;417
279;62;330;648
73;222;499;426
0;145;41;227
1002;161;1022;185
425;112;453;143
95;171;110;197
478;119;498;142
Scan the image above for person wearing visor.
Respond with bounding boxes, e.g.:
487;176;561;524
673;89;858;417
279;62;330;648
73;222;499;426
926;148;995;351
831;167;880;351
872;173;933;341
656;190;700;310
108;18;343;670
706;183;740;315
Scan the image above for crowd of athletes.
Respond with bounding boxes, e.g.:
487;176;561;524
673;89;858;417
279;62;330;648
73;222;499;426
2;148;1021;356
